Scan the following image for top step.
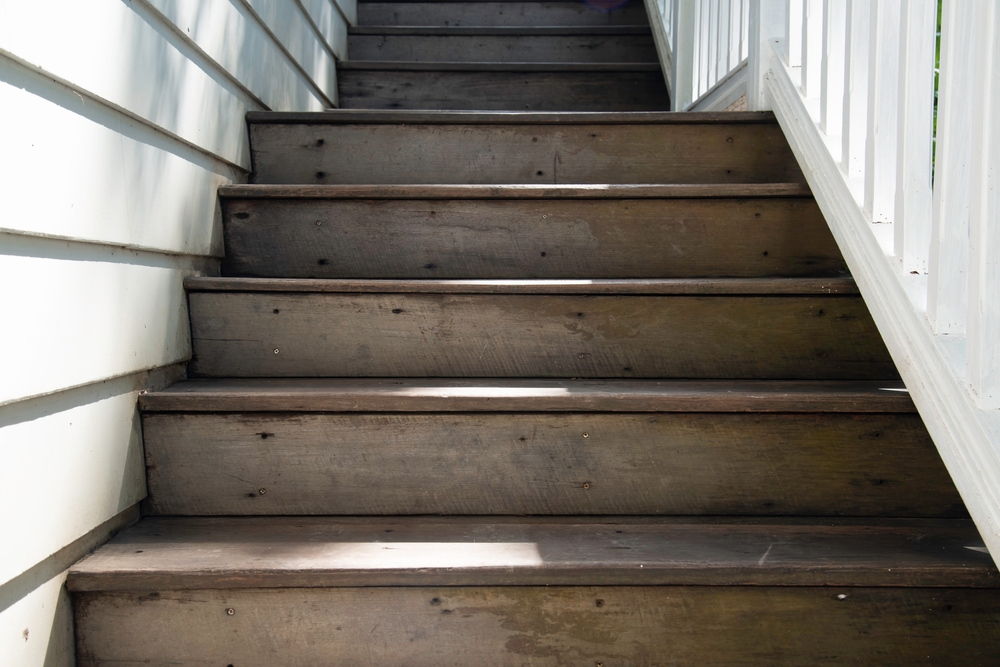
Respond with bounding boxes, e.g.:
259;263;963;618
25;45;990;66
357;0;650;27
248;111;805;185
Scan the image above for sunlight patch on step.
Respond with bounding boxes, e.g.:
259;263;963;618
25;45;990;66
395;386;571;398
225;542;546;568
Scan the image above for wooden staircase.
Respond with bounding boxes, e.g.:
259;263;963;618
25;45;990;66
69;1;1000;664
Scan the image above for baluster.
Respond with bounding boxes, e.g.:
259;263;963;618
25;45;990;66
672;0;696;110
864;0;900;225
894;0;935;276
928;0;974;334
841;0;869;180
718;0;731;80
801;0;823;97
785;0;803;67
968;0;1000;408
820;0;846;136
748;0;787;110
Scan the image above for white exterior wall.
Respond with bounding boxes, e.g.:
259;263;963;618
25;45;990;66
0;1;354;664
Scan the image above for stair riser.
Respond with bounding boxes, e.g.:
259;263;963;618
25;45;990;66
188;293;896;379
222;197;845;278
75;587;1000;667
337;68;670;111
358;2;650;27
142;413;961;517
250;121;803;185
348;34;658;63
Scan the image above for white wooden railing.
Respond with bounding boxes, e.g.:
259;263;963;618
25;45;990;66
730;0;1000;559
645;0;751;110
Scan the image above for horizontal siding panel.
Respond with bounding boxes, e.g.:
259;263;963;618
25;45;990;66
0;78;233;256
0;0;253;167
0;370;172;583
299;0;349;61
0;242;209;404
241;0;338;106
143;0;327;111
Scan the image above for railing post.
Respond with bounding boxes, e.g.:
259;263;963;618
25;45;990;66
672;0;697;110
928;0;974;334
748;0;787;110
820;0;846;135
968;0;1000;409
801;0;823;98
863;0;900;224
893;0;935;275
841;0;869;179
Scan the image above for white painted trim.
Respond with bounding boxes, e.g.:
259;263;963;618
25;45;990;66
644;0;675;97
689;59;748;110
766;42;1000;563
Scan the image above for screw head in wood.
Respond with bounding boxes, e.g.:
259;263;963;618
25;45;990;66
582;432;589;438
226;608;235;616
273;349;280;354
583;482;591;490
259;488;266;495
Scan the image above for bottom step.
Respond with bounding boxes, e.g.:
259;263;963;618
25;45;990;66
71;517;997;666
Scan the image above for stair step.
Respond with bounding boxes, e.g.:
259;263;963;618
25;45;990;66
70;518;1000;665
337;61;670;110
139;378;916;413
247;110;804;185
185;278;895;380
357;1;650;27
220;184;844;279
69;517;995;590
347;27;657;63
139;380;958;518
140;409;959;517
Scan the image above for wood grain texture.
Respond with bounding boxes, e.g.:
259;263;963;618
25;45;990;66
187;277;859;294
74;586;1000;666
347;32;658;63
246;109;781;123
220;196;844;279
249;121;804;184
187;292;896;379
357;1;650;27
219;183;814;198
337;67;670;111
138;378;917;413
67;517;995;590
140;412;961;516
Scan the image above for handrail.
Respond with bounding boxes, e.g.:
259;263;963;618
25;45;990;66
645;0;750;110
736;0;1000;560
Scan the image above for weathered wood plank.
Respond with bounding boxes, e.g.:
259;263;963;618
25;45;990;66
67;517;994;591
186;277;859;294
138;379;917;413
74;586;1000;666
219;183;813;198
347;32;658;63
188;292;896;379
246;109;781;123
249;119;804;184
141;412;960;516
221;197;844;279
357;1;650;27
337;67;670;111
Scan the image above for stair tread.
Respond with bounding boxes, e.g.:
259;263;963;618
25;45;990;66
337;60;661;71
349;26;652;35
140;379;915;413
246;109;776;124
219;183;812;199
184;277;858;294
68;517;995;591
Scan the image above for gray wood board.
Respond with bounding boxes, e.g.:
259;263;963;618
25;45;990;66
74;587;1000;666
249;121;803;185
138;379;917;413
67;517;994;591
218;183;813;198
337;68;670;111
347;33;658;63
246;109;779;123
358;1;650;27
186;278;860;295
221;196;845;279
141;412;962;516
187;293;897;379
